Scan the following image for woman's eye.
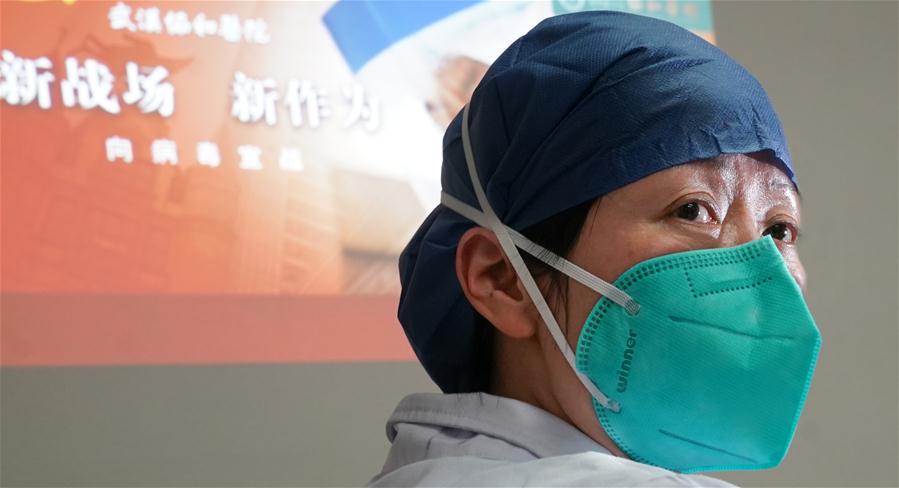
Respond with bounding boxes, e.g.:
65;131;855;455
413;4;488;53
674;202;713;224
763;222;797;244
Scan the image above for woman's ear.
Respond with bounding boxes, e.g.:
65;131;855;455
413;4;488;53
455;227;539;339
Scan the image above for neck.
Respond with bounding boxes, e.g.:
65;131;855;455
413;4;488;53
489;331;628;459
489;333;568;422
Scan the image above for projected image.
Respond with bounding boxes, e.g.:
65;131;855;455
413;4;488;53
1;0;713;365
3;1;424;297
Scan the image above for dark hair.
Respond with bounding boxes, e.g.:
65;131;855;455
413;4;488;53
470;198;598;392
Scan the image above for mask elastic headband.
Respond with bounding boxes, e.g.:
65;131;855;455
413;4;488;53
440;192;640;316
444;103;640;412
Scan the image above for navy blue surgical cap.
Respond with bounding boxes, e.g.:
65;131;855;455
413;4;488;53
398;11;795;393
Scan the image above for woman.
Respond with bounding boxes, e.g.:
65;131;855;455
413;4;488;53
371;11;821;487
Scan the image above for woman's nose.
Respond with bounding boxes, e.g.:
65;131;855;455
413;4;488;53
717;207;759;248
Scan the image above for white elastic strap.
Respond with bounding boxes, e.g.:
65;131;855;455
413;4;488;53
454;103;627;412
441;192;640;316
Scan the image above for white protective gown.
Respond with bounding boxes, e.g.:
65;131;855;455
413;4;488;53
368;392;735;487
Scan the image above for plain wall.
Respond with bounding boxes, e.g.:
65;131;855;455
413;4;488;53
2;1;897;486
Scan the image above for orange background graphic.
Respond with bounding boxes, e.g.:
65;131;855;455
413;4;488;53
1;0;716;366
2;1;430;365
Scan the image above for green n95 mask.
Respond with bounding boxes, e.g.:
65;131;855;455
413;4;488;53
441;103;821;474
574;236;821;472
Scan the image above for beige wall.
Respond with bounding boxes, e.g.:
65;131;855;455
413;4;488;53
712;1;898;485
2;1;897;486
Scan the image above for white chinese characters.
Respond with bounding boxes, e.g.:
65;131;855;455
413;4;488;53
1;53;176;117
231;74;379;132
237;144;263;171
231;72;279;126
0;50;55;109
285;79;330;129
108;2;271;45
1;51;381;133
342;83;380;131
196;141;221;168
279;147;304;172
61;57;121;113
135;6;163;34
151;138;179;165
103;137;304;174
105;136;134;163
123;62;174;117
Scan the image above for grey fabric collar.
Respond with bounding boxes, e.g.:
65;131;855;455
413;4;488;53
386;392;612;459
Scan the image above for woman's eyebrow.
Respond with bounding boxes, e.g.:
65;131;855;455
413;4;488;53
768;180;802;203
769;181;794;191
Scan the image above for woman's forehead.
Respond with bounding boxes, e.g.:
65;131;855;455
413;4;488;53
615;154;800;205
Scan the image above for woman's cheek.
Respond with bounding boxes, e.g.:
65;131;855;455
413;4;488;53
617;230;702;273
563;284;602;346
787;253;807;293
771;240;806;292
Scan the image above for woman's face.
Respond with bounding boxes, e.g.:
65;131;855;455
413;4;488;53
540;152;804;454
